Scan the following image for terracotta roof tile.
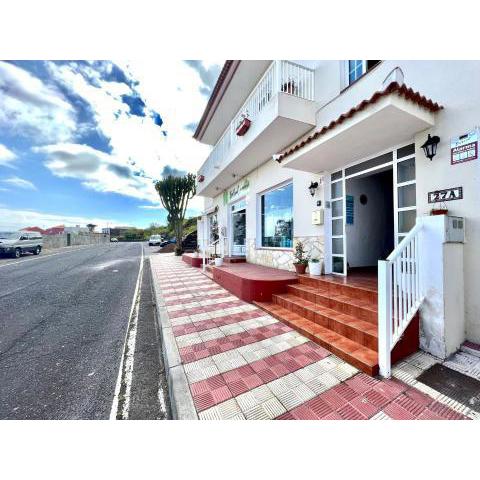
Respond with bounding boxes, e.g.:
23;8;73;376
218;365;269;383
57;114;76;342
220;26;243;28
276;81;443;162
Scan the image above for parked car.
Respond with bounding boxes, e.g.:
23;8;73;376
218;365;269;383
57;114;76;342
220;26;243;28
0;231;43;258
148;235;163;246
110;237;119;242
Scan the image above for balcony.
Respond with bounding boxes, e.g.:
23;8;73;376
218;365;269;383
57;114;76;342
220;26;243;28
196;61;317;198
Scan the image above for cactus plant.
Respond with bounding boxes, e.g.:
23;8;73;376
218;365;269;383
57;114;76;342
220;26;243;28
155;173;196;256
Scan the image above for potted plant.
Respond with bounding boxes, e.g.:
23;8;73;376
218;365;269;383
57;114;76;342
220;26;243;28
236;112;251;136
308;258;322;276
431;208;449;216
293;241;309;274
430;199;448;216
211;253;223;267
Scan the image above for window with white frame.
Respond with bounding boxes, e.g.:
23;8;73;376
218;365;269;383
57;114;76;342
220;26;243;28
208;213;219;244
345;60;381;86
260;182;293;248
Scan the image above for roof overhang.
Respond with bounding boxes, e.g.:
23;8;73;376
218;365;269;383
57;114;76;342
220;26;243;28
193;61;239;141
193;60;272;145
278;82;442;173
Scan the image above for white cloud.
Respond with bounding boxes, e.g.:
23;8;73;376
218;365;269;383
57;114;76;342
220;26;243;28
138;204;163;210
34;143;157;201
2;176;36;190
0;144;17;167
0;61;76;143
45;60;216;204
0;207;122;231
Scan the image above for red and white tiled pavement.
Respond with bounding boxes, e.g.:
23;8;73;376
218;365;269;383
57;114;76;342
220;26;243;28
151;254;478;420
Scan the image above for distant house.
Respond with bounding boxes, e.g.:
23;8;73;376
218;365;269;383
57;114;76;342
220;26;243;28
64;225;89;234
43;225;65;235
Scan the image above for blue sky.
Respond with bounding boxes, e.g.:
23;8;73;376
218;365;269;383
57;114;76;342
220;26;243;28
0;60;222;230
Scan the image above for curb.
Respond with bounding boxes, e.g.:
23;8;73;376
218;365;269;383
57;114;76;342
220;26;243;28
150;258;198;420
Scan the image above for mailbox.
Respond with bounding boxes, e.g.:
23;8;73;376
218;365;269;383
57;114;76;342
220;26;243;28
312;209;324;225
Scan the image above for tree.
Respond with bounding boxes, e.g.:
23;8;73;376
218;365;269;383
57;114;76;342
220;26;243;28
86;223;97;233
155;173;196;255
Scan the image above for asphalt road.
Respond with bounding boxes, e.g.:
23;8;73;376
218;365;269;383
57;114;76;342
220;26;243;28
0;242;166;419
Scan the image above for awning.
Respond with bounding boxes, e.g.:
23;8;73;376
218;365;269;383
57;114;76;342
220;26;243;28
276;81;443;173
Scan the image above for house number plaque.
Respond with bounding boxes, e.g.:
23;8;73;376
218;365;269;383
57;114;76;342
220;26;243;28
428;186;463;203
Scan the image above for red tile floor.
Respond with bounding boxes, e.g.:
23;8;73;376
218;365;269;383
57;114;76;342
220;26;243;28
151;254;476;420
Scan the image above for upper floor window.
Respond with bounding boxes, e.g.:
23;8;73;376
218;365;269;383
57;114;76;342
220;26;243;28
345;60;381;86
260;182;293;248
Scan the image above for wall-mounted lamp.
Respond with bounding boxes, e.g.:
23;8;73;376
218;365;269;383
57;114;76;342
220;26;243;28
308;181;319;197
421;134;440;161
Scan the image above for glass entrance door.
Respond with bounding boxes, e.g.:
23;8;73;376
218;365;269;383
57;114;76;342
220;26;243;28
231;199;246;256
327;143;416;276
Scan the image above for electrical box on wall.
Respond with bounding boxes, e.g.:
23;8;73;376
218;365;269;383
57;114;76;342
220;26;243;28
445;216;465;243
312;209;324;225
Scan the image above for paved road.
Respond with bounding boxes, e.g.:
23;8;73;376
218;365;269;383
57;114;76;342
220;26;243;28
0;242;165;419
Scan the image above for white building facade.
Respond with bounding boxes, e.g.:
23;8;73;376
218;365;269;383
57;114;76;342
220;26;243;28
194;60;480;371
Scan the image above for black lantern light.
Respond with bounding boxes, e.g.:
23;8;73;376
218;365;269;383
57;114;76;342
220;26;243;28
308;181;319;197
421;134;440;161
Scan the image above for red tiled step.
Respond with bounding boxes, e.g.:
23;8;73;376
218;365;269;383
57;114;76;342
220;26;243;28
298;274;378;304
273;293;378;351
254;301;378;376
287;284;377;325
223;256;247;263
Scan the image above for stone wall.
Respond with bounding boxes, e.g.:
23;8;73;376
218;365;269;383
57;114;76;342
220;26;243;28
43;232;110;250
246;235;324;272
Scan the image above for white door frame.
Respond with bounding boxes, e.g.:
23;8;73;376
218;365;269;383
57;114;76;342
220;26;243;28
326;142;416;276
228;197;247;256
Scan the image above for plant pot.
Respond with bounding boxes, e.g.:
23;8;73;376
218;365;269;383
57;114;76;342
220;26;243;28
308;261;322;276
214;257;223;267
431;209;448;216
294;263;307;274
236;118;251;136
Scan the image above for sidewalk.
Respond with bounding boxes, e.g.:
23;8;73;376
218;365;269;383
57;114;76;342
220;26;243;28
150;254;478;420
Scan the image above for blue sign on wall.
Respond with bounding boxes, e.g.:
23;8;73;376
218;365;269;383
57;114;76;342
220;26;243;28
346;195;354;225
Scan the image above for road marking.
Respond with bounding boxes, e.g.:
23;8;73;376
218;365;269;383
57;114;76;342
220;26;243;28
0;244;101;269
110;243;144;420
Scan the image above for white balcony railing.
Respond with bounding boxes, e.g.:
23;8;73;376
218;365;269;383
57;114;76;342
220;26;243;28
378;222;425;378
198;60;315;186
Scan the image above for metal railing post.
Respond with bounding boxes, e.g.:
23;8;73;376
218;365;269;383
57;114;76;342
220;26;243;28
202;216;207;272
378;260;392;378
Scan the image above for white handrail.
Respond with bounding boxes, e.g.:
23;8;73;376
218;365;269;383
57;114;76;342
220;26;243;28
202;238;219;272
378;223;425;378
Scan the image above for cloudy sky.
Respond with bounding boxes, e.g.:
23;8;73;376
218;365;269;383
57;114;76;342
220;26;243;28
0;60;222;230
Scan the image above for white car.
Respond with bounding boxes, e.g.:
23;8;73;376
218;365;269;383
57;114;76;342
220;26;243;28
0;231;43;258
148;235;163;246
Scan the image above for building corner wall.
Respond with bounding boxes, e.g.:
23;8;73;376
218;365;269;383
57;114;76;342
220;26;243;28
418;215;466;359
443;243;465;356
